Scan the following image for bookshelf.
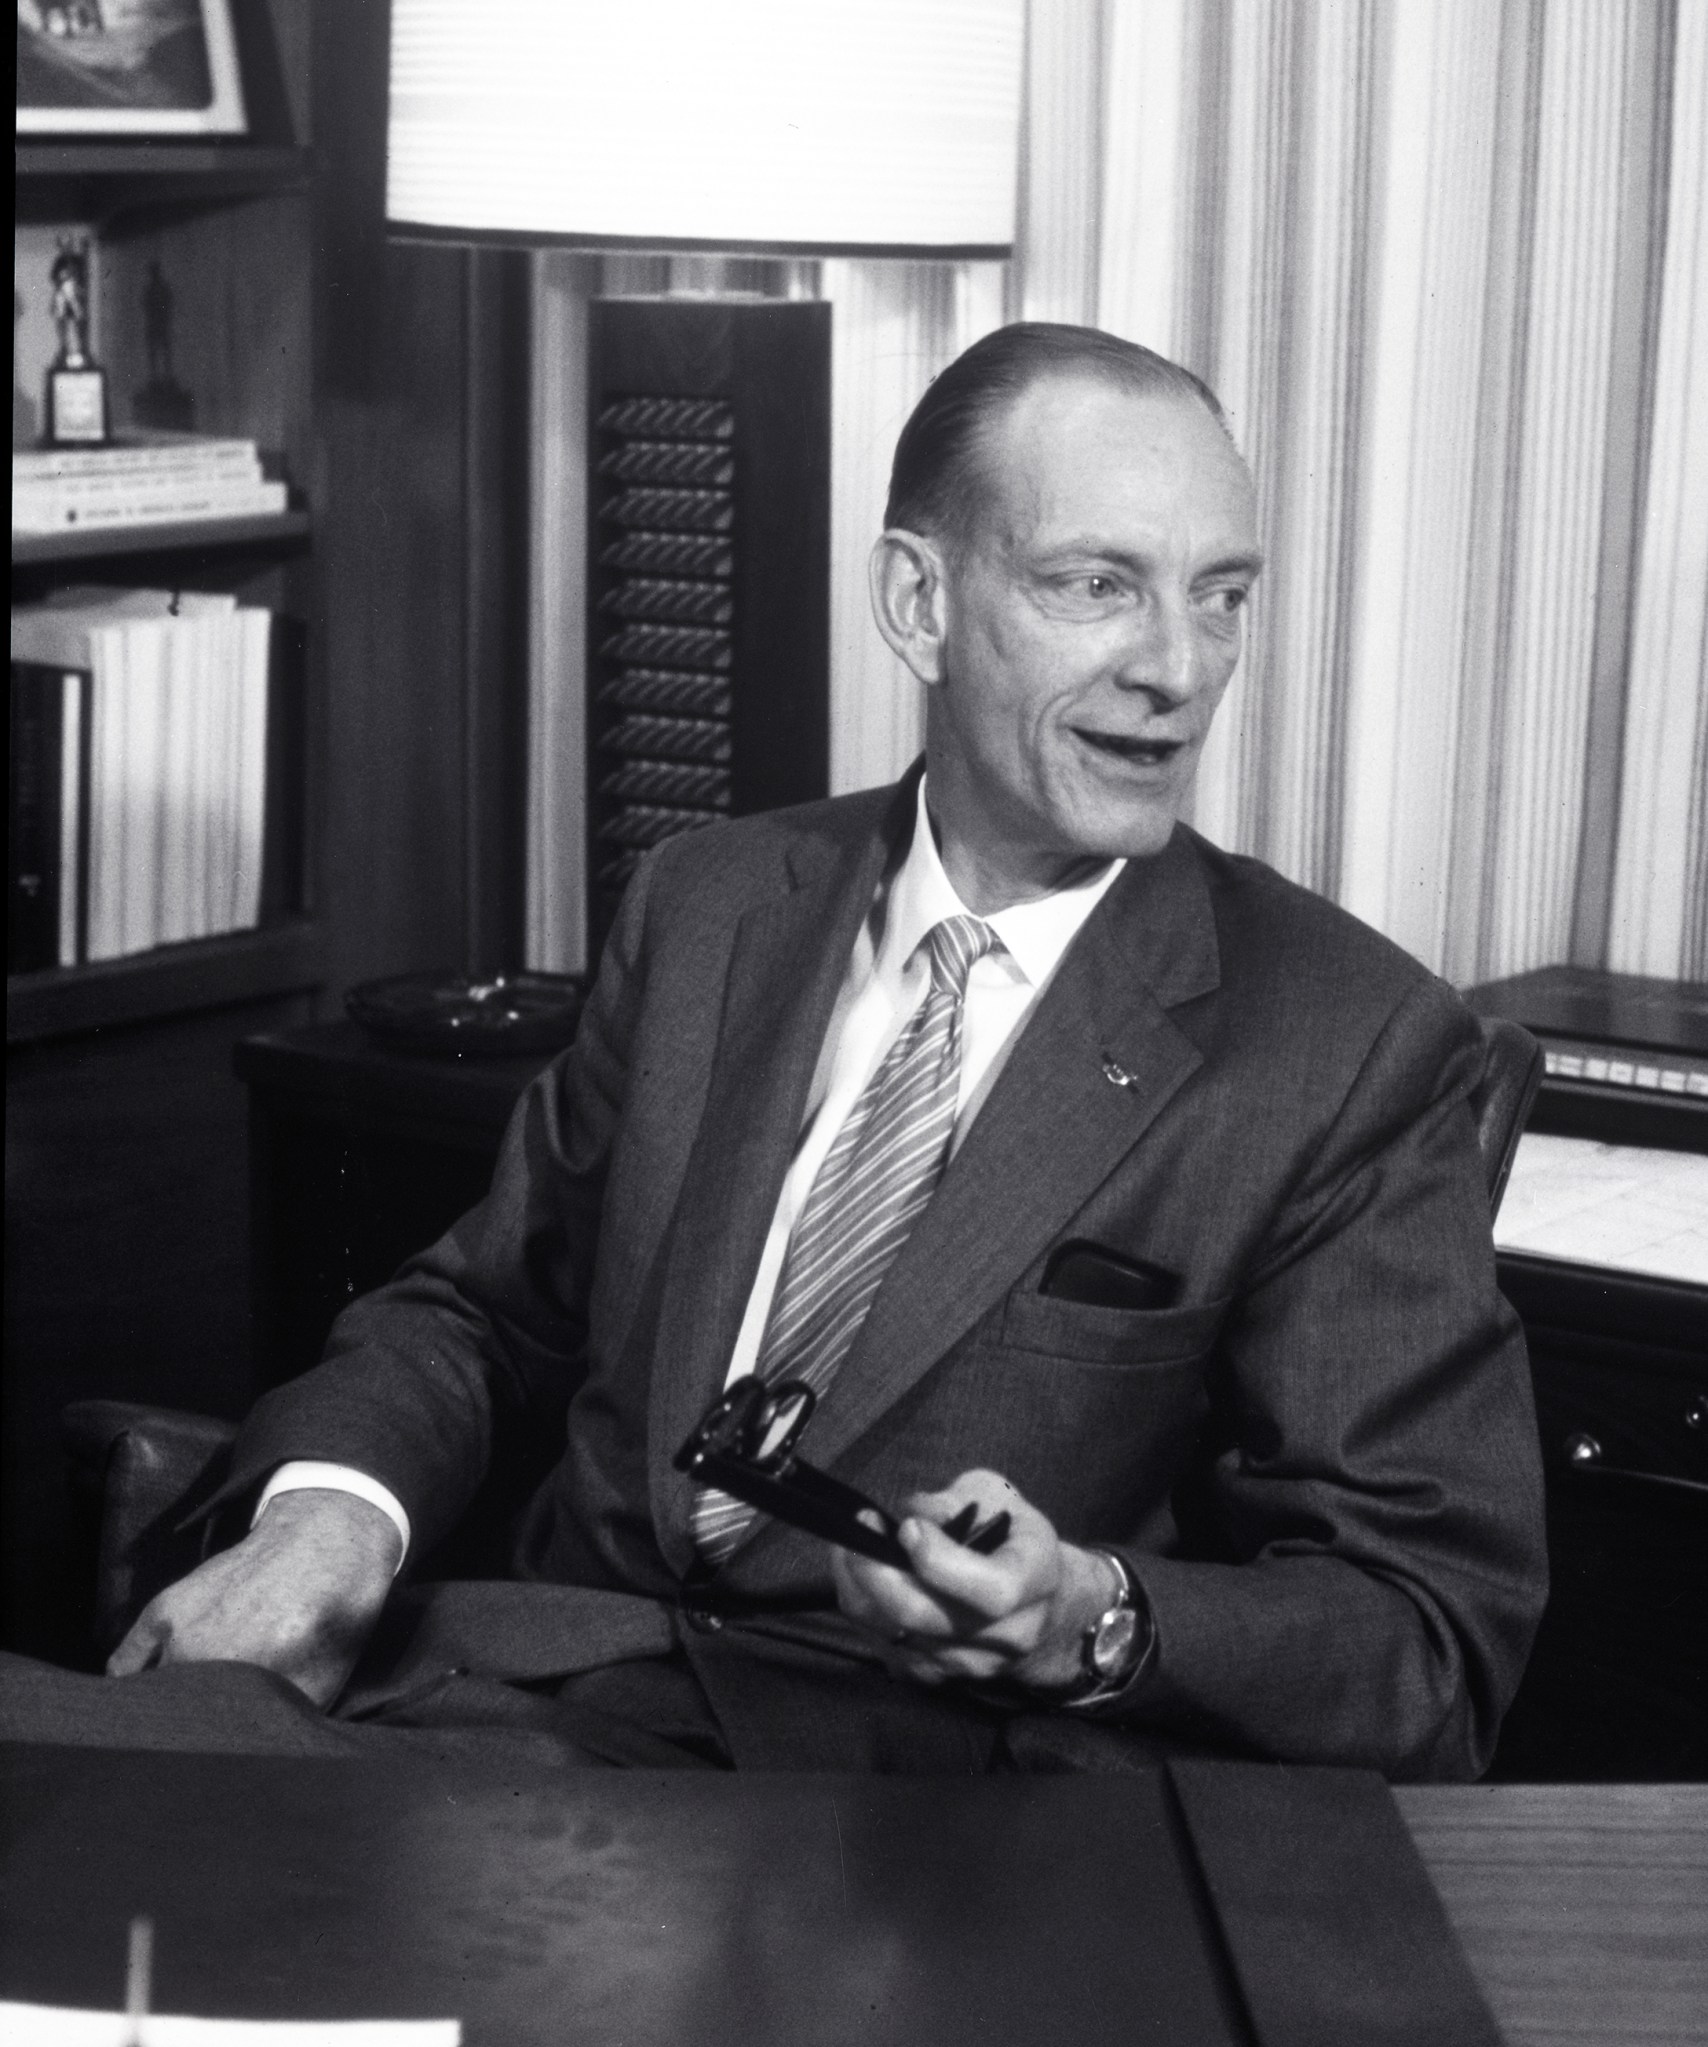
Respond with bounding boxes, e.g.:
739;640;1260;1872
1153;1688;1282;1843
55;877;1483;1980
6;918;325;1042
11;510;311;570
14;141;312;220
11;18;320;1046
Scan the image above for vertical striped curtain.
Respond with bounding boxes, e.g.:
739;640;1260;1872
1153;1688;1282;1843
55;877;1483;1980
1606;0;1708;982
1075;0;1707;985
818;261;1008;793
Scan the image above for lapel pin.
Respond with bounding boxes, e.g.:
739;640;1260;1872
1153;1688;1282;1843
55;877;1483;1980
1101;1056;1140;1090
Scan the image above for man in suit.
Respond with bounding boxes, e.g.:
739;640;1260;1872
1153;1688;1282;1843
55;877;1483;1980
81;324;1544;1777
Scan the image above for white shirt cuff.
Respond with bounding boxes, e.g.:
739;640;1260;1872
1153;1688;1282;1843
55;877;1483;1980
253;1461;411;1573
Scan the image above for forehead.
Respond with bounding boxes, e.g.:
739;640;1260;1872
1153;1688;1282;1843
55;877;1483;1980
972;374;1256;554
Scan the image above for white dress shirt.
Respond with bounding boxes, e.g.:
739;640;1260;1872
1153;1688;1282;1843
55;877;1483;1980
258;776;1124;1563
721;775;1123;1385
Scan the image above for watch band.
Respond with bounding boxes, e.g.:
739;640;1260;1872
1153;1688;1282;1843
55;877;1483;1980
1063;1547;1152;1710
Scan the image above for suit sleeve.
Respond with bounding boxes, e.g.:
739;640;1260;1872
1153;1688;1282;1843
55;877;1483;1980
221;853;658;1561
1102;978;1547;1781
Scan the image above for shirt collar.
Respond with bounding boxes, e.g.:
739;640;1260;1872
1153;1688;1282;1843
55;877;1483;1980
878;775;1126;990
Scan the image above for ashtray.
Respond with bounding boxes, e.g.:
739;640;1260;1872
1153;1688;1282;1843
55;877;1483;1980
345;970;585;1057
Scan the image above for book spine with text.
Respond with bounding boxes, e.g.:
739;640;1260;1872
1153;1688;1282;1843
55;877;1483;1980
8;662;90;971
13;479;287;534
12;439;259;485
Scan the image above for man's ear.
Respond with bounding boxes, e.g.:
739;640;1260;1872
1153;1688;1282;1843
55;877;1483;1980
868;529;951;688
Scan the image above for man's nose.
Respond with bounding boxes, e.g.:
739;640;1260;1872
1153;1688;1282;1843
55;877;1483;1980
1110;594;1199;705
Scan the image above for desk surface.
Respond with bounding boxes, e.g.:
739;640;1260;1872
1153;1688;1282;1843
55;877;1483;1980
1;1749;1703;2047
1394;1781;1708;2046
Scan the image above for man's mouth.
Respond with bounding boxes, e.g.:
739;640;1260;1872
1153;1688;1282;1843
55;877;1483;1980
1073;729;1184;768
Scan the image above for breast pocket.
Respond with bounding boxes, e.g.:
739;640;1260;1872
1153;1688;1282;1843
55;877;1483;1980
998;1289;1231;1368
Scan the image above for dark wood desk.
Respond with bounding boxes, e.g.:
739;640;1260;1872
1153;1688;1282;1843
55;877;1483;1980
3;1750;1253;2047
2;1748;1704;2047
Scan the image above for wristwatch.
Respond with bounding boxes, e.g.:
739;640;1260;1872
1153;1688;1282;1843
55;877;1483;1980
1066;1548;1152;1708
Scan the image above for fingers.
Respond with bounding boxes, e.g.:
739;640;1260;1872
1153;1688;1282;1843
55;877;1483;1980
98;1491;396;1705
831;1541;962;1643
105;1604;168;1678
894;1513;1031;1620
832;1469;1067;1687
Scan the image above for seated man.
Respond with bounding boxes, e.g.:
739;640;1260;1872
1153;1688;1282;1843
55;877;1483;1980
31;324;1547;1776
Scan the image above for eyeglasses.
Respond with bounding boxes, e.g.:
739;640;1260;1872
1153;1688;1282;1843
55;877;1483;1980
675;1374;1009;1568
684;1374;818;1471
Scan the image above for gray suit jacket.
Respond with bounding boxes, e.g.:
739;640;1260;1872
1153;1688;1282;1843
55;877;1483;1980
232;770;1546;1777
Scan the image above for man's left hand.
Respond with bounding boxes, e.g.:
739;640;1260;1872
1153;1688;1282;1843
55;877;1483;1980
829;1469;1119;1695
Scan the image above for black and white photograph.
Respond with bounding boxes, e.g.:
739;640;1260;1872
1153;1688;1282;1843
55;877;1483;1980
7;3;1706;2042
16;0;246;135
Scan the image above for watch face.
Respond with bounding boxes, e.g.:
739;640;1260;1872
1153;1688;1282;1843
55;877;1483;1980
1091;1605;1140;1680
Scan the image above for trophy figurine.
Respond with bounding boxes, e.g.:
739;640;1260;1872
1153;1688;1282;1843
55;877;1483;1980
45;238;110;446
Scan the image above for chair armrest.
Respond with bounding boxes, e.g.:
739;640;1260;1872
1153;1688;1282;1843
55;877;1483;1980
1470;1016;1543;1220
61;1401;240;1656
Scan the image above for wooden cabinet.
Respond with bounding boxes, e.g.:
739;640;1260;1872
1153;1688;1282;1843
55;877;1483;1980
1469;971;1708;1778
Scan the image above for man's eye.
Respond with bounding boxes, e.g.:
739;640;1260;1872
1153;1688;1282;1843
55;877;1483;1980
1080;574;1118;599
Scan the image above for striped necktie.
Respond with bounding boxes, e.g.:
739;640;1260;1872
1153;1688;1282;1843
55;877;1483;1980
691;913;999;1564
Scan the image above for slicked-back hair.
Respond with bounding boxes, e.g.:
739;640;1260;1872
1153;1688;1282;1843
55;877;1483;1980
883;322;1232;554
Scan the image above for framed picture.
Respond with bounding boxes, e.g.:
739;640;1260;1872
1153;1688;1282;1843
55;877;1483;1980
16;0;247;135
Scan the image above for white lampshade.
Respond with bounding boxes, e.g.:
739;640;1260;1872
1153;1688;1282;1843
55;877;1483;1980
386;0;1023;258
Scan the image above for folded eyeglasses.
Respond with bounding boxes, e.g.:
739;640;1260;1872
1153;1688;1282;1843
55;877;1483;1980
675;1375;1010;1569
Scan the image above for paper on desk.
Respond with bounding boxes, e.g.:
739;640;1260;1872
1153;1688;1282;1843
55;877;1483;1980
0;2007;459;2047
1494;1132;1708;1286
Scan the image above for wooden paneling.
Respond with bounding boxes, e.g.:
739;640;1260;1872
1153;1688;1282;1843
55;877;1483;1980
98;192;315;467
463;249;533;978
309;0;528;993
314;236;471;989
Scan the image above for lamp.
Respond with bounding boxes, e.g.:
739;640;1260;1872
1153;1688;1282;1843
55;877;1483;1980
386;0;1023;259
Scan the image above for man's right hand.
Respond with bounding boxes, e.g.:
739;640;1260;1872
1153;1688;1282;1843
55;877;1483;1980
106;1487;401;1709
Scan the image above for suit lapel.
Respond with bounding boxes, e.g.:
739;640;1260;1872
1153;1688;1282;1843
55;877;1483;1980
646;777;916;1571
783;827;1222;1484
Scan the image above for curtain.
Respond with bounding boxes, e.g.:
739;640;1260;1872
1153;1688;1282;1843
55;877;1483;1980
1071;0;1706;986
818;261;1008;793
1606;0;1708;981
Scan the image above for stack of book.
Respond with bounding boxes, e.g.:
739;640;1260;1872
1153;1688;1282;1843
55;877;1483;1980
9;587;272;972
11;434;288;536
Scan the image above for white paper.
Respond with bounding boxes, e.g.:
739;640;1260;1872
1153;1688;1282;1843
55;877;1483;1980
1494;1132;1708;1286
0;2005;459;2047
58;669;83;967
230;608;272;932
84;622;132;963
156;620;198;946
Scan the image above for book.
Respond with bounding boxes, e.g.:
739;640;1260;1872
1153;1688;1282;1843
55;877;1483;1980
12;433;262;483
93;618;166;961
231;607;273;933
14;452;262;493
9;589;269;969
8;663;89;973
12;478;288;535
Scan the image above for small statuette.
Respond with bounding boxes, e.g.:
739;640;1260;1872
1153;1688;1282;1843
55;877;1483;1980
45;237;110;447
